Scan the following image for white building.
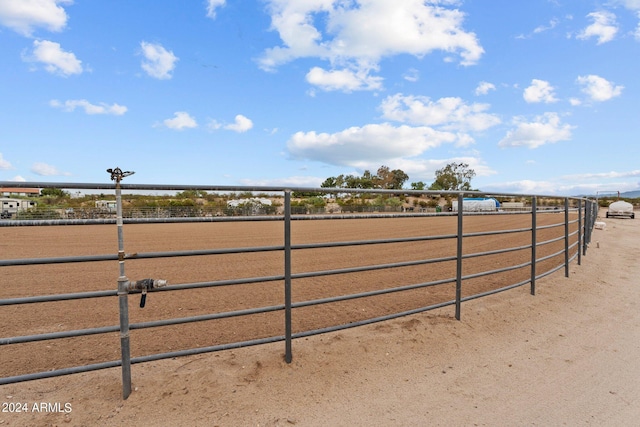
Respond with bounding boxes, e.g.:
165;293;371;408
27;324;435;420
95;200;117;212
227;198;272;208
1;198;37;218
0;187;40;197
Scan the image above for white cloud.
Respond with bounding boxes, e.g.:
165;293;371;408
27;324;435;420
207;120;222;130
0;0;71;36
614;0;640;11
287;123;457;168
380;93;501;133
10;175;26;182
403;68;419;83
577;11;618;44
576;74;623;102
162;112;197;130
49;99;127;115
498;112;574;149
475;81;495;96
208;115;254;132
483;179;562;195
25;39;82;76
523;79;558;103
224;115;254;133
562;169;640;180
305;66;383;92
140;41;178;80
362;155;496;183
0;153;13;170
618;2;640;39
259;0;483;91
483;169;640;196
205;0;226;19
533;18;559;34
31;162;70;176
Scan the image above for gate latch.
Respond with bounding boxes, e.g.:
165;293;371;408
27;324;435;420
128;278;168;308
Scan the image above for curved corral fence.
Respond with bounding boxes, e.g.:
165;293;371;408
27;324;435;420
0;178;598;399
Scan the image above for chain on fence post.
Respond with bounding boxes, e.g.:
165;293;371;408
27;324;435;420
108;168;135;399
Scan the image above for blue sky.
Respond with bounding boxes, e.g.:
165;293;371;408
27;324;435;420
1;0;639;196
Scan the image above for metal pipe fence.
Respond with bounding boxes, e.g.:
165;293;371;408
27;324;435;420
0;179;597;399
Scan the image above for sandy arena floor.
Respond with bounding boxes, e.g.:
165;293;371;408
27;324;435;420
1;210;638;426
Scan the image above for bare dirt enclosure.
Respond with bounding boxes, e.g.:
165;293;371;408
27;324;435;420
1;210;639;426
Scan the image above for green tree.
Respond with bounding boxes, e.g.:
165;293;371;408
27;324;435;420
410;181;426;191
373;166;409;190
321;177;338;188
292;190;323;197
175;190;208;199
429;162;476;191
40;188;67;198
320;166;410;198
321;176;341;198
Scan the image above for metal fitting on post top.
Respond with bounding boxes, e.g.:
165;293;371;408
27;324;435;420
107;167;135;183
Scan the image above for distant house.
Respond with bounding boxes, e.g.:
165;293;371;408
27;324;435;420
227;198;272;208
227;198;274;215
95;200;117;212
0;187;40;197
1;198;37;218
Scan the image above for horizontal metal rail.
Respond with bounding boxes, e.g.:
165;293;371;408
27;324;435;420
536;259;570;280
536;221;566;230
461;227;532;238
536;248;567;263
0;325;121;345
461;243;531;260
461;261;531;281
537;235;566;246
0;290;117;306
290;233;456;249
292;277;457;309
0;360;122;386
461;277;531;302
0;254;116;266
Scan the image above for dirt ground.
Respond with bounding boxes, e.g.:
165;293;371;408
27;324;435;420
1;210;638;426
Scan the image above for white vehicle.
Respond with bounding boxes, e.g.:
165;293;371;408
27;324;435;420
606;200;635;219
451;197;499;212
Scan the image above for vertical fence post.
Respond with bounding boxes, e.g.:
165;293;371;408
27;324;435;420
564;197;570;278
284;190;292;363
455;193;463;321
116;177;131;400
577;199;582;266
583;200;589;255
584;200;596;255
117;275;131;400
531;196;537;295
108;168;134;400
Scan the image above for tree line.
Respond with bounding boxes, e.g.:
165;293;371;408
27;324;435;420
317;162;476;193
